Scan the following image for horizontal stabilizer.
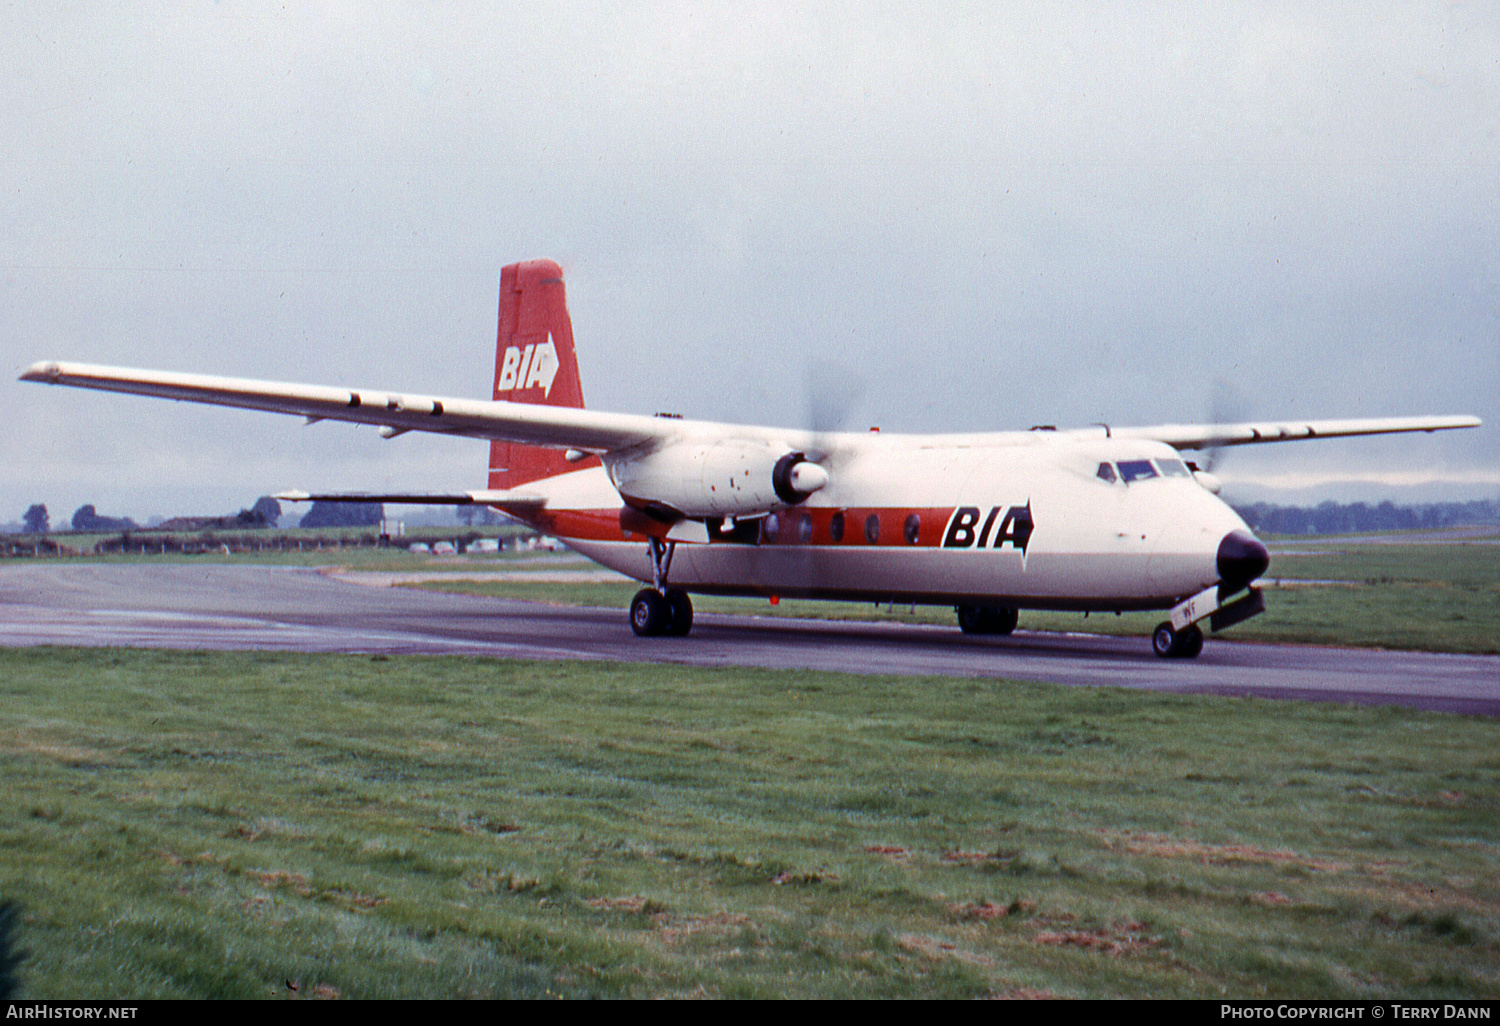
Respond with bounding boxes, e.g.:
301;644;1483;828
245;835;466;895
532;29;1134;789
275;489;546;507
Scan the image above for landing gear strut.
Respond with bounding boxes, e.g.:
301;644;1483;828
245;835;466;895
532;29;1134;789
630;538;693;637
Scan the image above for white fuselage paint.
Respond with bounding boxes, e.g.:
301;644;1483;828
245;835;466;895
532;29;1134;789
520;433;1254;611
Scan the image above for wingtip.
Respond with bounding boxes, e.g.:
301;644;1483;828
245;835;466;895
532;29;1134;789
19;360;62;383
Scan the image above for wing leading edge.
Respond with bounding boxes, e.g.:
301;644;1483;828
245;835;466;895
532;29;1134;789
1113;415;1481;450
19;360;674;454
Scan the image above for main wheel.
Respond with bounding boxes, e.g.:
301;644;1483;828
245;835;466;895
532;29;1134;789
630;588;671;637
957;605;1019;635
664;588;694;636
957;605;989;634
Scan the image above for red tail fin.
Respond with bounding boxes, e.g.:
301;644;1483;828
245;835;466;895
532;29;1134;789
488;260;593;489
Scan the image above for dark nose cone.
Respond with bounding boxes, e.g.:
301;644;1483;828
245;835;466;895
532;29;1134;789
1218;531;1269;591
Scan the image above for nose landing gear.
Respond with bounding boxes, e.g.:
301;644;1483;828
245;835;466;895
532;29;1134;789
1152;573;1267;659
1152;621;1204;659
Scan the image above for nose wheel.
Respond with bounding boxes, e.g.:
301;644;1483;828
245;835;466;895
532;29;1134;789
1152;621;1204;659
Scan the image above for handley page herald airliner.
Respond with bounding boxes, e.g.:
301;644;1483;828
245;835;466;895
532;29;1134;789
22;259;1480;658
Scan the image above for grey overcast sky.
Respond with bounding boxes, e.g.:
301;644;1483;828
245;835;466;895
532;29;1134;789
4;2;1496;520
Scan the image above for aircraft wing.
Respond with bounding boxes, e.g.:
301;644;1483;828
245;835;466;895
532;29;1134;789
19;360;679;454
21;361;1481;460
1113;415;1481;451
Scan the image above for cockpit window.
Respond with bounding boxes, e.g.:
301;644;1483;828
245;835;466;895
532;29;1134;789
1155;458;1192;478
1118;460;1158;483
1096;462;1117;483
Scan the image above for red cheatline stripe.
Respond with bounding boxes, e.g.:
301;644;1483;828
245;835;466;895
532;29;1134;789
513;506;959;546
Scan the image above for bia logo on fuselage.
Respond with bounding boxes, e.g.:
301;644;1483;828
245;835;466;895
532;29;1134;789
943;503;1034;554
496;337;560;398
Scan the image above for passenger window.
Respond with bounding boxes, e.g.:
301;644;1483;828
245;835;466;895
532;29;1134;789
1155;458;1192;478
864;514;881;544
830;511;845;542
1118;460;1158;483
904;513;921;544
1096;462;1117;483
798;515;813;544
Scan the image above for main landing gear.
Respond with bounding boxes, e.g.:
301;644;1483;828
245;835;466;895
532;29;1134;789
630;537;694;637
956;604;1019;635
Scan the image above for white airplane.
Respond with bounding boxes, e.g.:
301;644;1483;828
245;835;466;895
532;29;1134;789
22;259;1480;658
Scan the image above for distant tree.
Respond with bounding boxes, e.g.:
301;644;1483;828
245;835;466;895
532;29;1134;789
1231;499;1500;535
70;505;137;532
231;496;283;529
456;506;477;526
299;501;383;528
251;496;282;528
21;505;48;535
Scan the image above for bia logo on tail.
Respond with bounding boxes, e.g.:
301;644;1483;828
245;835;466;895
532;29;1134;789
496;337;560;397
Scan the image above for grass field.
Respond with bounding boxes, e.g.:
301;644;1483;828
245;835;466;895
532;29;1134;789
414;534;1500;654
0;647;1495;999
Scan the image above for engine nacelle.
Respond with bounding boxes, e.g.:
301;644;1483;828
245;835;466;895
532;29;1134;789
606;440;828;518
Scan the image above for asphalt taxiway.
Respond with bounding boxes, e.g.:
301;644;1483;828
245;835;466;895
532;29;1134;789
0;563;1495;715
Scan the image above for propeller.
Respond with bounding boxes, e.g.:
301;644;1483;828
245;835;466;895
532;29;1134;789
1186;378;1251;495
762;359;867;598
1203;377;1251;473
805;358;867;462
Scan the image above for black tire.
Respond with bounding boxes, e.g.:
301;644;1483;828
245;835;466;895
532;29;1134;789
1152;621;1204;659
664;588;693;636
1152;622;1179;658
957;605;1018;635
630;588;670;637
1177;623;1204;659
956;605;988;634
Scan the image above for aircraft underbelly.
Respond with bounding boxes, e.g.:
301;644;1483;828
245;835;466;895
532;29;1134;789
565;538;1193;609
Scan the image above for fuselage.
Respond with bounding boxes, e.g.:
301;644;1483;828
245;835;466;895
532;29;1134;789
514;431;1256;612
